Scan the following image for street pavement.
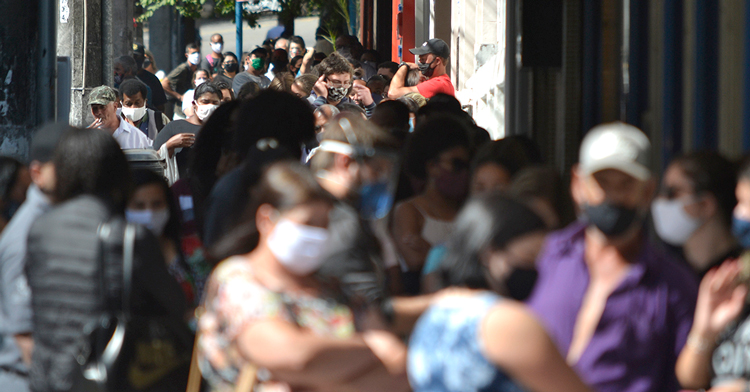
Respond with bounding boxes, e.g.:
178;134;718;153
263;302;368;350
144;14;321;62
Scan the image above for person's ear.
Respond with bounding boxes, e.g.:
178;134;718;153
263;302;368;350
28;161;42;186
570;165;586;206
698;193;719;220
333;153;353;172
256;203;278;238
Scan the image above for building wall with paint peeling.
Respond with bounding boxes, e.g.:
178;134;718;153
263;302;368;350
0;0;40;162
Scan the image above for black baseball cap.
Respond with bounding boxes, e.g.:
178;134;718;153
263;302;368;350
30;122;71;163
409;39;450;59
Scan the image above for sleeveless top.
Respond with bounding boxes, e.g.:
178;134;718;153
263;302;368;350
414;205;454;246
408;292;527;392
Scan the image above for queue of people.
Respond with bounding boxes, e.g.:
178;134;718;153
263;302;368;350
4;31;750;392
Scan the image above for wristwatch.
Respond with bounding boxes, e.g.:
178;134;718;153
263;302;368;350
399;61;409;70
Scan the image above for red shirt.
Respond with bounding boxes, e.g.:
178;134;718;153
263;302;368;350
416;73;455;98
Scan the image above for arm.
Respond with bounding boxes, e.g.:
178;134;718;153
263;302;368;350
482;301;592;392
676;261;746;389
300;47;315;75
237;319;403;389
387;64;420;99
161;76;181;101
14;334;33;366
391;202;431;271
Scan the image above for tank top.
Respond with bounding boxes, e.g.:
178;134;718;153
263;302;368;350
414;205;454;246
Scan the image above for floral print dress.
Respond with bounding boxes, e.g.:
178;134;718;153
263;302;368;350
197;256;355;392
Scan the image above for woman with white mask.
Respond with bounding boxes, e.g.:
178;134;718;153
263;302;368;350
154;82;221;179
651;152;740;276
198;161;409;392
126;169;207;307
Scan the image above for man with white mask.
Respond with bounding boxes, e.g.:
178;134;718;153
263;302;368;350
162;43;201;119
651;151;740;277
119;79;169;140
527;122;698;392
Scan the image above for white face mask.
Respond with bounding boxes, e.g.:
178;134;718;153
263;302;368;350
194;103;218;121
125;208;170;237
121;105;147;122
266;218;329;275
651;197;703;246
188;52;200;65
210;42;223;54
195;78;207;87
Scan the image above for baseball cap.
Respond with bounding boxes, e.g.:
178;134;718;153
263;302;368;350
30;122;71;163
132;43;145;57
578;122;651;181
88;86;117;106
409;38;450;59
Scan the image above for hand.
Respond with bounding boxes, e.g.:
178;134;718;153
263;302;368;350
362;330;407;374
708;380;748;392
352;84;374;106
165;133;195;155
303;47;315;63
313;75;328;99
693;260;748;340
121;112;136;127
87;118;104;129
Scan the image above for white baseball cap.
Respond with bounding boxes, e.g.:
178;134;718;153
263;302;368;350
578;122;651;181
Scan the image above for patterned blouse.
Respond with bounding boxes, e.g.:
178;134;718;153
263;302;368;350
197;256;355;392
408;292;527;392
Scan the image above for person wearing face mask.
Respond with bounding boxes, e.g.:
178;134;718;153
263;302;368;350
87;85;153;149
652;152;740;277
162;43;201;119
392;114;473;295
119;79;169;141
198;161;410;392
312;52;377;118
527;122;698;392
200;34;224;78
231;47;271;96
388;38;454;100
212;52;239;86
180;69;212;119
0;123;63;392
154;82;221;179
409;193;592;392
127;169;206;307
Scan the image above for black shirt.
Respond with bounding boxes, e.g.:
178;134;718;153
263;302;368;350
137;68;168;109
154;120;201;179
200;54;223;77
213;73;234;89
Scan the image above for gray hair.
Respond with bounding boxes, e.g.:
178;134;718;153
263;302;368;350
115;55;138;76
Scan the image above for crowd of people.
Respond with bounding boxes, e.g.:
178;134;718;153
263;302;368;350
3;28;750;392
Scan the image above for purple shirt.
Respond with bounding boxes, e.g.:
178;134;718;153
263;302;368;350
528;221;698;392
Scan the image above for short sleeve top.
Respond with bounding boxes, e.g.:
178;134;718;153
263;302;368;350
198;256;355;391
416;74;455;99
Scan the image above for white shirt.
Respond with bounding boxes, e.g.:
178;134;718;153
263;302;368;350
112;117;153;149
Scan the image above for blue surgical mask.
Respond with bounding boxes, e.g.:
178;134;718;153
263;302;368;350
732;215;750;248
408;117;415;133
359;180;394;220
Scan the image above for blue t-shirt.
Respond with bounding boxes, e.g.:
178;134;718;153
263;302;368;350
408;292;526;392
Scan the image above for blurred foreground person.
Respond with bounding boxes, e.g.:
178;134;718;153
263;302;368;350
676;259;750;391
198;162;409;392
0;123;63;392
0;157;30;233
409;194;591;392
25;128;188;392
652;152;739;276
731;160;750;249
528;123;698;392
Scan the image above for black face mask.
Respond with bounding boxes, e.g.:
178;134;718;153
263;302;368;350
417;58;436;77
583;201;643;237
223;63;239;73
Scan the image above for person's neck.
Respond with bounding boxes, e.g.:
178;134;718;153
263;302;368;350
105;116;121;134
248;244;320;293
249;69;262;77
225;71;237;78
210;52;221;59
188;63;197;72
423;185;461;214
186;114;202;126
683;218;738;273
584;225;642;279
327;97;343;106
428;67;447;80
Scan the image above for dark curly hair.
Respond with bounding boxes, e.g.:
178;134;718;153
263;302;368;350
404;114;471;180
319;52;354;78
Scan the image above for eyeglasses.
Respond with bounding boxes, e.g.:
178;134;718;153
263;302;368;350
328;80;351;89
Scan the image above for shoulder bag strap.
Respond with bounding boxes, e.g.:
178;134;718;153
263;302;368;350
96;222;112;312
